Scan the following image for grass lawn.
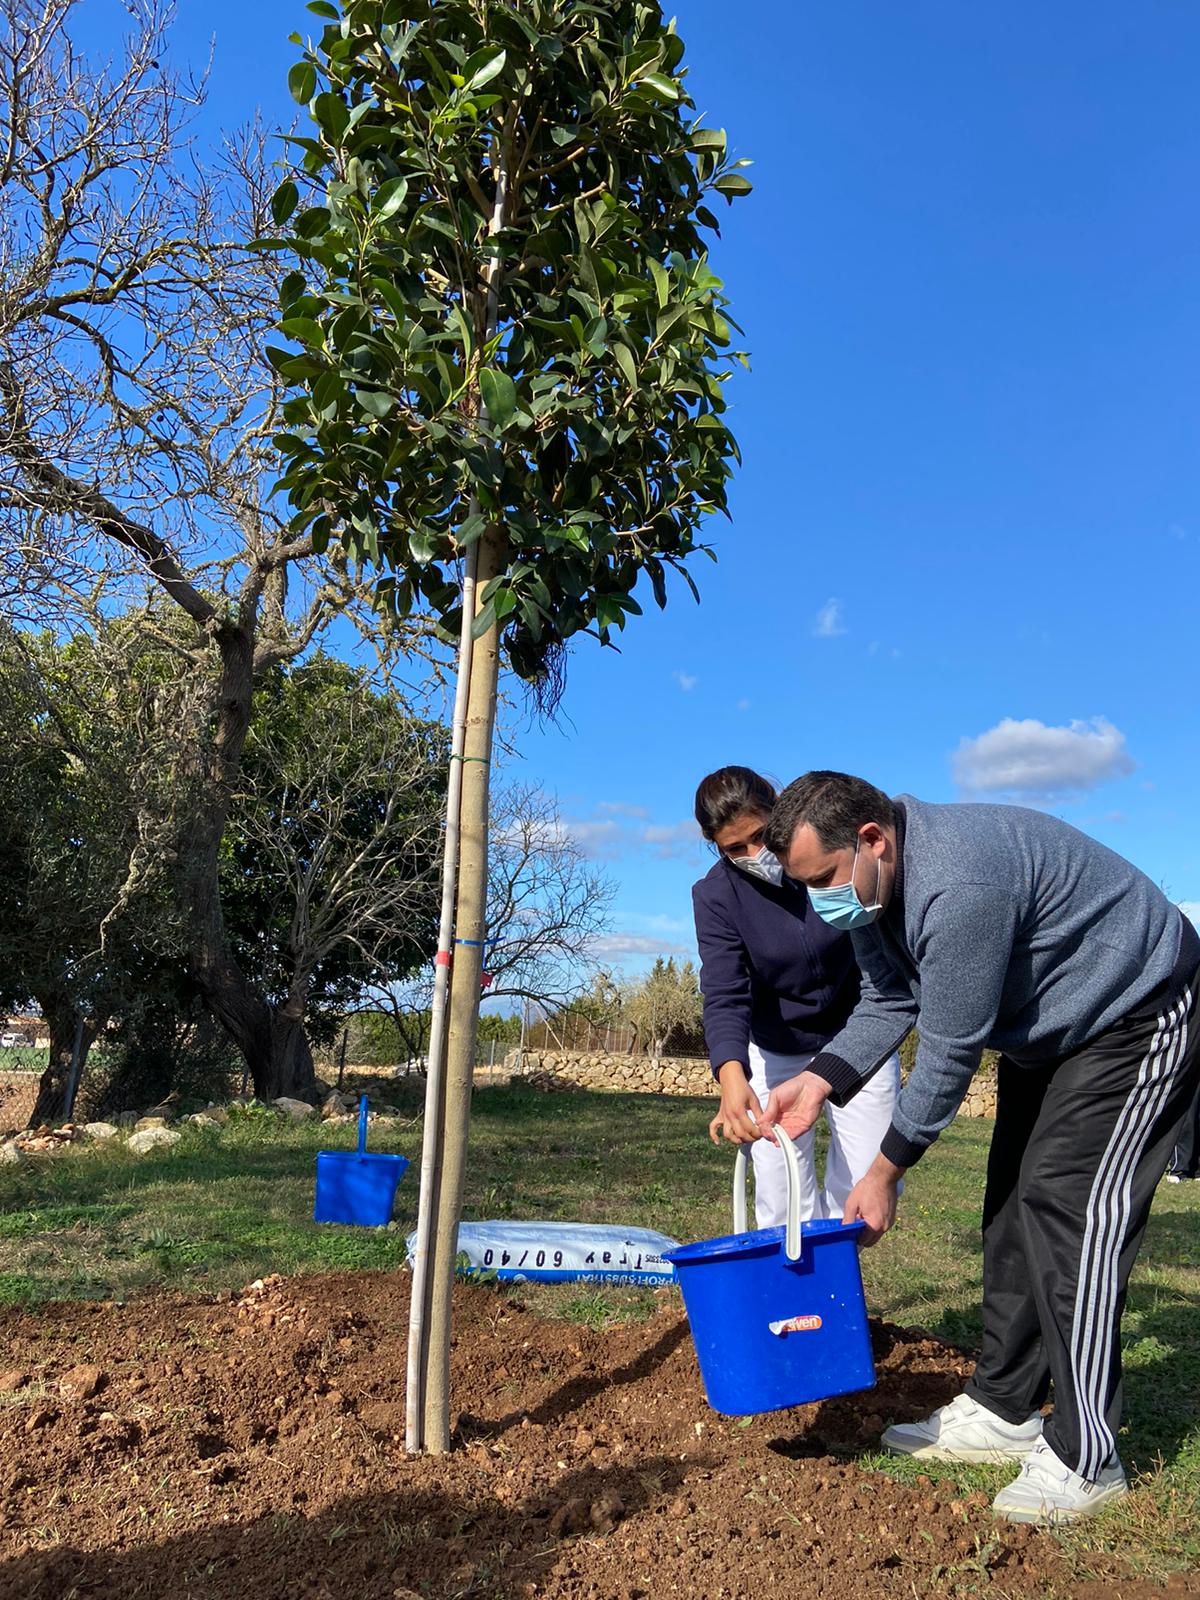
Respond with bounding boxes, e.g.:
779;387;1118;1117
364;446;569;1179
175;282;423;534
0;1079;1196;1580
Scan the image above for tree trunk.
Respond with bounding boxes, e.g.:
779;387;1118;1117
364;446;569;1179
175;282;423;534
177;620;318;1104
422;525;505;1453
200;959;318;1101
28;996;93;1126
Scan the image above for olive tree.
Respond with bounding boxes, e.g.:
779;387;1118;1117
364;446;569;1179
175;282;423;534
0;0;435;1101
273;0;749;1451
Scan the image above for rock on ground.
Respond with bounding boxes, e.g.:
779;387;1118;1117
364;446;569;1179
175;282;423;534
0;1142;22;1165
272;1097;316;1120
59;1365;106;1401
83;1122;120;1141
126;1127;182;1156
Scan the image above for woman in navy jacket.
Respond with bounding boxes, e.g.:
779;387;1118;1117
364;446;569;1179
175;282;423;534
693;766;900;1226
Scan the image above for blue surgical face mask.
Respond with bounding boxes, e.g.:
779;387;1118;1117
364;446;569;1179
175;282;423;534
807;839;883;930
732;845;784;888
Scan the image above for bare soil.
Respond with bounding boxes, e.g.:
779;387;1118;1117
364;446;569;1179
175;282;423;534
0;1272;1191;1599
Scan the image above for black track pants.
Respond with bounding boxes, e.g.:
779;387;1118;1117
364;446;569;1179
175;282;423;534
964;968;1200;1480
1169;1079;1200;1177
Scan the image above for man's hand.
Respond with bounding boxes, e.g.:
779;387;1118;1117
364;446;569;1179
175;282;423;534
842;1153;906;1246
760;1069;835;1143
709;1061;763;1145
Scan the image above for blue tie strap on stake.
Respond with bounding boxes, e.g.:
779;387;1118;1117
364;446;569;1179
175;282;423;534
664;1127;876;1415
314;1094;409;1227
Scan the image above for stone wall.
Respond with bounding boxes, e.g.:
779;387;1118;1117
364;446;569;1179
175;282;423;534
519;1049;999;1118
520;1051;714;1096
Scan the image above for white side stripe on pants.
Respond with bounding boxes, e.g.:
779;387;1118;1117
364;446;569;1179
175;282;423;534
1069;988;1191;1480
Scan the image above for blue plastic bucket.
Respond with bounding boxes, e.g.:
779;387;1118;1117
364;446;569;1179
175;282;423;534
664;1131;875;1415
313;1096;409;1226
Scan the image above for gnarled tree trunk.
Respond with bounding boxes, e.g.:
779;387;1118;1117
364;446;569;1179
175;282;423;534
28;995;95;1126
179;622;318;1103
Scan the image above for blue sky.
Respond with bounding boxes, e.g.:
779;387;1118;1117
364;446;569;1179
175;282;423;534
83;0;1200;968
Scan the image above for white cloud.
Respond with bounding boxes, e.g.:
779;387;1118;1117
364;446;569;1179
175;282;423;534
952;716;1134;799
562;818;622;857
813;598;846;638
640;818;702;860
596;801;650;819
590;932;687;961
673;670;698;692
1179;902;1200;928
627;911;694;936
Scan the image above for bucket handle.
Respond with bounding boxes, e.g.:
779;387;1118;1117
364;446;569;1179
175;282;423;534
357;1095;369;1154
732;1126;804;1262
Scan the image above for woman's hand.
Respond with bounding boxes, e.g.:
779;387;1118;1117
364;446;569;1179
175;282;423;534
709;1061;764;1145
760;1069;834;1143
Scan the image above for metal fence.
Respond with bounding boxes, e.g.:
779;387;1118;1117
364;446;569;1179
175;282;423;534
0;1043;58;1132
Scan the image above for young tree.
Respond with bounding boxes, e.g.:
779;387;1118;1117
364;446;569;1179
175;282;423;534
274;0;749;1451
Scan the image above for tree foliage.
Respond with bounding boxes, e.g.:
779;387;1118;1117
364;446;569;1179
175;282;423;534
271;0;750;678
223;654;448;1044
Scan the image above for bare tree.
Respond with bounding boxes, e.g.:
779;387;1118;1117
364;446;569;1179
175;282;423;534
483;785;616;1009
0;1;434;1097
363;784;615;1058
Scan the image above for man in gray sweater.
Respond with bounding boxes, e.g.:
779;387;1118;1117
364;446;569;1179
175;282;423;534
760;772;1200;1527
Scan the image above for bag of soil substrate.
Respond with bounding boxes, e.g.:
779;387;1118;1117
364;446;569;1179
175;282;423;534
405;1220;678;1286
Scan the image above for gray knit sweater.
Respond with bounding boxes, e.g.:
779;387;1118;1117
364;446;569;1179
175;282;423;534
808;797;1195;1167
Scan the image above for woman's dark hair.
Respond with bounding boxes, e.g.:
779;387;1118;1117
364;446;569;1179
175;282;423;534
694;766;777;841
763;770;895;855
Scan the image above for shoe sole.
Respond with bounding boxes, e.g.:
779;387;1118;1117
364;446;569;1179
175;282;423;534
993;1482;1128;1526
883;1438;1038;1463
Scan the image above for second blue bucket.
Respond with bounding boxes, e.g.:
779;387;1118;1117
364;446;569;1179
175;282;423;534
313;1096;409;1227
664;1130;875;1415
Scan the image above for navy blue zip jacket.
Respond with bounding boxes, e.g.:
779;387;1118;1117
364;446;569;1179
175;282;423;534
692;857;860;1078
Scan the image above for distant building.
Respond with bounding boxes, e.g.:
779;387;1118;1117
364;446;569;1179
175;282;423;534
0;1015;50;1049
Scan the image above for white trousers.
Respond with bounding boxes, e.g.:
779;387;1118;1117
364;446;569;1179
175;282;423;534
746;1042;901;1227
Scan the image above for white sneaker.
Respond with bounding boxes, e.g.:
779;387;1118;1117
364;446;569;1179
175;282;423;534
882;1393;1043;1462
992;1437;1128;1525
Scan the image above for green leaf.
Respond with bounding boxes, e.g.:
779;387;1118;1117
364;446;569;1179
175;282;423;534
636;71;680;100
313;91;350;143
479;367;517;431
280;316;325;346
649;259;670;309
612;342;637;391
288;61;317;105
271;180;300;226
306;0;339;15
714;173;754;200
461;47;507;94
372;176;409;221
690;127;726;152
355;388;394;418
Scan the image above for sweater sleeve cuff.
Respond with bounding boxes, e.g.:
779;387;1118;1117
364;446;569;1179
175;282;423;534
880;1123;932;1169
806;1051;862;1100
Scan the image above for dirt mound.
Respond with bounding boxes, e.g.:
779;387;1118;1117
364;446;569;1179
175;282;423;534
0;1272;1188;1598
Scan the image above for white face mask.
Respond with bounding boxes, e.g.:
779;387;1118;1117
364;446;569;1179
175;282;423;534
732;845;784;887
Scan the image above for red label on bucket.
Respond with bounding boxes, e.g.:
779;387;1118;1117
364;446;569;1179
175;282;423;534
768;1314;823;1335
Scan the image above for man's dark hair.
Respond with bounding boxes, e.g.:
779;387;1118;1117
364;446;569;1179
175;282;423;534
763;771;895;855
693;765;777;841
